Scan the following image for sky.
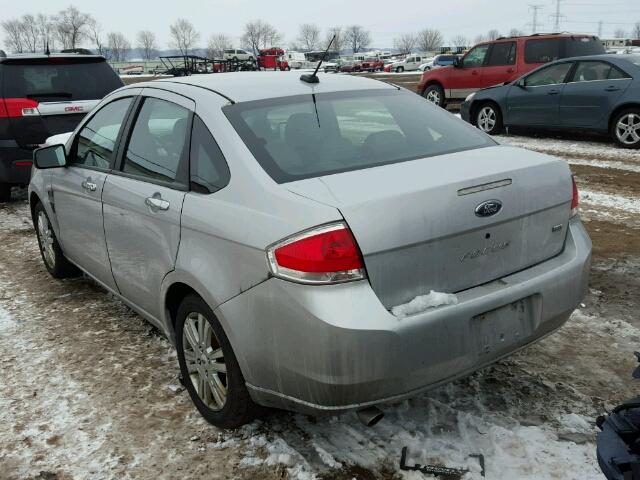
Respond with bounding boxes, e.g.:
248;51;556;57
1;0;640;51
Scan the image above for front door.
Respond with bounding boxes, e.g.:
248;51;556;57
102;89;193;320
560;60;632;128
52;95;136;290
506;61;574;127
448;43;490;99
482;41;518;87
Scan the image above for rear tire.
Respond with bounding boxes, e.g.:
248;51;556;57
611;108;640;149
33;202;79;278
176;294;261;429
0;183;11;203
396;66;404;73
475;102;504;135
423;84;446;108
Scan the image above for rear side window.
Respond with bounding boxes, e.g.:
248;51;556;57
224;90;494;183
73;97;132;169
189;116;230;193
2;60;123;101
123;97;189;184
487;42;516;66
525;37;605;64
570;61;630;82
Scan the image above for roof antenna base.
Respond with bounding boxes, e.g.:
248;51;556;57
299;74;320;83
299;34;335;84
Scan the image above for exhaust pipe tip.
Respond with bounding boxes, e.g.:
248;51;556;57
356;406;384;427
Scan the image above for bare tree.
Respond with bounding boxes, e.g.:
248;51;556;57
486;29;501;41
1;19;25;53
20;15;40;53
509;28;525;37
169;18;200;55
297;23;320;51
393;33;416;54
207;33;232;58
416;28;443;52
53;5;93;49
107;32;130;62
241;20;282;54
633;22;640;39
137;30;157;60
450;35;469;48
345;25;370;53
36;14;55;51
87;19;107;57
325;26;347;51
614;28;627;38
474;34;487;44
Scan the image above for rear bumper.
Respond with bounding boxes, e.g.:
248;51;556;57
215;218;591;415
0;143;34;185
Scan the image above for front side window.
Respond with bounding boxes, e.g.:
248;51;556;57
570;61;630;82
487;42;516;66
190;116;230;193
463;44;490;68
524;62;573;86
73;97;132;169
224;90;494;183
122;97;189;184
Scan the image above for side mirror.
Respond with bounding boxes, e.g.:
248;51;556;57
453;57;462;68
34;144;67;169
515;78;526;88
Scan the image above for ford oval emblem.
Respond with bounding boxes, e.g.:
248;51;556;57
475;200;502;218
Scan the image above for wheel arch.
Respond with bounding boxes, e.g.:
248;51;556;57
608;103;640;131
29;191;42;224
421;80;444;96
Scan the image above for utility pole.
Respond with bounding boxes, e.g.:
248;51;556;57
529;4;544;34
550;0;565;32
598;20;603;38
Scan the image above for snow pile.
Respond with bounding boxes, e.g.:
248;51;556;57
580;189;640;215
392;290;459;318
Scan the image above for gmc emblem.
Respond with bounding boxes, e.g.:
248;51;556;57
65;106;83;113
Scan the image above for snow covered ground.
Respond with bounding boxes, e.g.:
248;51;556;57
1;133;639;479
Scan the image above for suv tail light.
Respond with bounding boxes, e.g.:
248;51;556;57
0;98;40;118
571;176;579;217
267;222;367;284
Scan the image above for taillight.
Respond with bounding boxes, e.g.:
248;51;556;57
571;176;579;217
0;98;40;118
267;222;367;284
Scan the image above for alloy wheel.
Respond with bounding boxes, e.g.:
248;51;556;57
182;312;228;411
615;113;640;145
37;211;56;269
426;89;441;105
477;106;497;133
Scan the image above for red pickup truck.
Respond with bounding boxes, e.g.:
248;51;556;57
361;57;384;72
418;33;605;107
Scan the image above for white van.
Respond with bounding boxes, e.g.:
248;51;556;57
285;51;306;69
389;54;426;72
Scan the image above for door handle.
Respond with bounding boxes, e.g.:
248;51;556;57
145;196;170;211
604;86;620;92
471;70;479;75
81;180;97;191
547;89;560;95
506;68;515;74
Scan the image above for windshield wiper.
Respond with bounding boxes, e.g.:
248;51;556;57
26;92;73;99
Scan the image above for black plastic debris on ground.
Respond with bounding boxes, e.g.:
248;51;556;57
400;446;486;477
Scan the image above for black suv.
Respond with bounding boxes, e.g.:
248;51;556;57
0;52;123;201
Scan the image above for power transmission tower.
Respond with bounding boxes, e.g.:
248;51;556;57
550;0;565;31
529;4;544;34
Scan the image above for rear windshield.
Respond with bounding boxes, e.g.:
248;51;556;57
224;89;494;183
2;59;123;101
524;37;605;64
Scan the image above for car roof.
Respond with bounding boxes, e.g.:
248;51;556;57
552;53;639;64
152;71;397;103
0;53;106;64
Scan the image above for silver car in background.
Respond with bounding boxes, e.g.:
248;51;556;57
29;72;591;428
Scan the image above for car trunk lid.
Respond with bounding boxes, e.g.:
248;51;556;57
286;145;573;310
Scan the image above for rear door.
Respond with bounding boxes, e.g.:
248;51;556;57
448;44;490;99
1;57;123;149
506;61;574;126
482;41;518;86
102;89;193;319
560;60;632;128
52;90;138;290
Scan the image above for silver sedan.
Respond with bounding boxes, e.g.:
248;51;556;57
29;72;591;428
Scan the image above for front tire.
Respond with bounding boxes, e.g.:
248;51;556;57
33;202;79;278
176;294;260;429
611;109;640;149
396;66;404;73
423;84;446;108
0;183;11;203
475;102;503;135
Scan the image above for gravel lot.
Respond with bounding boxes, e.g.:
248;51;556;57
1;129;639;480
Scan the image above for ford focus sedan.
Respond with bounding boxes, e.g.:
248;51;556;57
29;72;591;428
461;54;640;148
